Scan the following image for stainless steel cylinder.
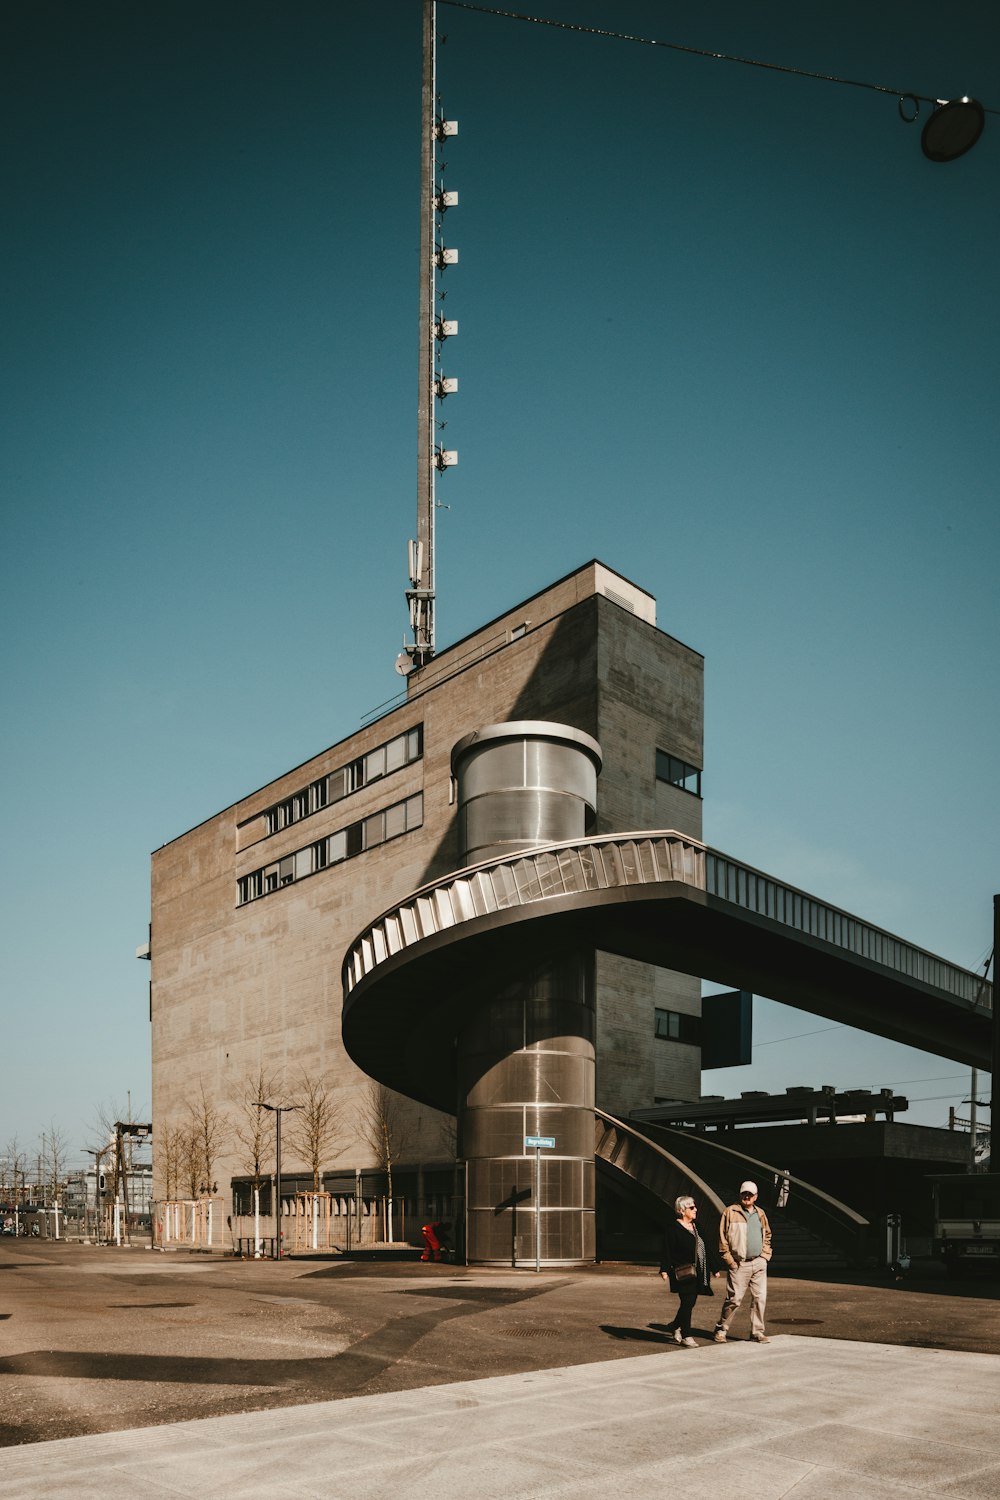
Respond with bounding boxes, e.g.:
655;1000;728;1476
459;951;596;1266
451;722;602;1265
451;721;601;867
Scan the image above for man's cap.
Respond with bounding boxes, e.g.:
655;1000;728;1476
739;1181;758;1195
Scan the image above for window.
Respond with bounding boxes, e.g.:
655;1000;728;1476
404;792;423;830
655;749;702;798
655;1007;700;1046
238;790;425;905
385;801;406;839
327;767;349;803
259;724;424;836
329;828;348;864
364;746;386;783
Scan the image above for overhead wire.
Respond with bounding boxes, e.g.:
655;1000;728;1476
440;1;999;116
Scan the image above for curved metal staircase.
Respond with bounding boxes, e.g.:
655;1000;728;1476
595;1108;868;1268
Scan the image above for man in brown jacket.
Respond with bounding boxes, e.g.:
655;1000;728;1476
713;1180;772;1343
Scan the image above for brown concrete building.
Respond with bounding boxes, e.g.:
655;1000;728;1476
146;562;706;1243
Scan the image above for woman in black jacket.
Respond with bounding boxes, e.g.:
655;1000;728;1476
659;1194;721;1346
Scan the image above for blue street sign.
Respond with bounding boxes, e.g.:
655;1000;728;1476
525;1135;556;1149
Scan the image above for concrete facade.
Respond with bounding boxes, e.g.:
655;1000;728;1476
147;562;705;1225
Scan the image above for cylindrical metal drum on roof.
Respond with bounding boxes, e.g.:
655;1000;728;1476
451;721;602;867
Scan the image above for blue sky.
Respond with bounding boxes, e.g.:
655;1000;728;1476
2;1;997;1173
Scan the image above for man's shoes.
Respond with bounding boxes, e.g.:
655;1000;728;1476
713;1330;727;1343
681;1336;698;1348
672;1327;683;1344
750;1334;771;1343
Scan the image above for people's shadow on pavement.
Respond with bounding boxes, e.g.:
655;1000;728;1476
601;1324;675;1344
650;1321;719;1336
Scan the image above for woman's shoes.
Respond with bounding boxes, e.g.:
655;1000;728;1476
672;1327;683;1344
681;1336;698;1348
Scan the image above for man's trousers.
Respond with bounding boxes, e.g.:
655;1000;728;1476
716;1256;767;1338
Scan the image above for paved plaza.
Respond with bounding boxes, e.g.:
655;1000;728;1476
1;1242;998;1497
5;1337;1000;1499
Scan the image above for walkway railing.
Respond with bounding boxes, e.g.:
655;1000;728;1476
705;851;987;1006
343;831;991;1014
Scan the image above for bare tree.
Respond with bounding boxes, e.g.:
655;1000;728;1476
232;1067;283;1254
2;1137;27;1211
283;1071;347;1251
358;1084;410;1243
287;1071;346;1192
187;1084;226;1197
233;1067;282;1183
159;1122;188;1202
181;1122;202;1201
40;1123;70;1206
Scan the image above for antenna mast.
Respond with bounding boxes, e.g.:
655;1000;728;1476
402;0;458;673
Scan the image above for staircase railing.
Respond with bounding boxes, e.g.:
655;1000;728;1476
630;1118;869;1265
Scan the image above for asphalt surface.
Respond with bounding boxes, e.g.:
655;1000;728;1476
3;1241;1000;1499
1;1239;998;1450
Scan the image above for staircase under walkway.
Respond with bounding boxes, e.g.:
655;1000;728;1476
595;1108;868;1269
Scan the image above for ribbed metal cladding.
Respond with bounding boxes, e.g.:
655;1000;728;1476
451;721;602;867
458;951;596;1265
452;722;602;1266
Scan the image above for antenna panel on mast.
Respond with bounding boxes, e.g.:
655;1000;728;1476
401;2;460;672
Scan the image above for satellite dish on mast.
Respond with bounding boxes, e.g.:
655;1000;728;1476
395;652;415;677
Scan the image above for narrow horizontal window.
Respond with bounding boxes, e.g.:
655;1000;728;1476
259;723;424;837
655;749;702;798
238;789;424;904
655;1007;700;1045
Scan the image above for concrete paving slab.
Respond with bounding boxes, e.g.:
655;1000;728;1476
2;1336;998;1499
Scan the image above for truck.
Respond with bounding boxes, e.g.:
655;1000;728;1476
930;1173;1000;1278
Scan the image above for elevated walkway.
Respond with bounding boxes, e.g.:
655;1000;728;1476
342;828;985;1264
343;830;992;1113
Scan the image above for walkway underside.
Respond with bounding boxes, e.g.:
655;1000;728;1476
342;834;992;1115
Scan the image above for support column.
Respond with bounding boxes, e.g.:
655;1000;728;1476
450;722;601;1264
459;951;596;1265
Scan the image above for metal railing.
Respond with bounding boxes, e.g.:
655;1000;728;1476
343;831;991;1014
343;832;704;992
705;851;989;1008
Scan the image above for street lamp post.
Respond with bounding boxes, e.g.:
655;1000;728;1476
253;1102;301;1259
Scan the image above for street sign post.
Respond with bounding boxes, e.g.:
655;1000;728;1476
525;1136;556;1271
